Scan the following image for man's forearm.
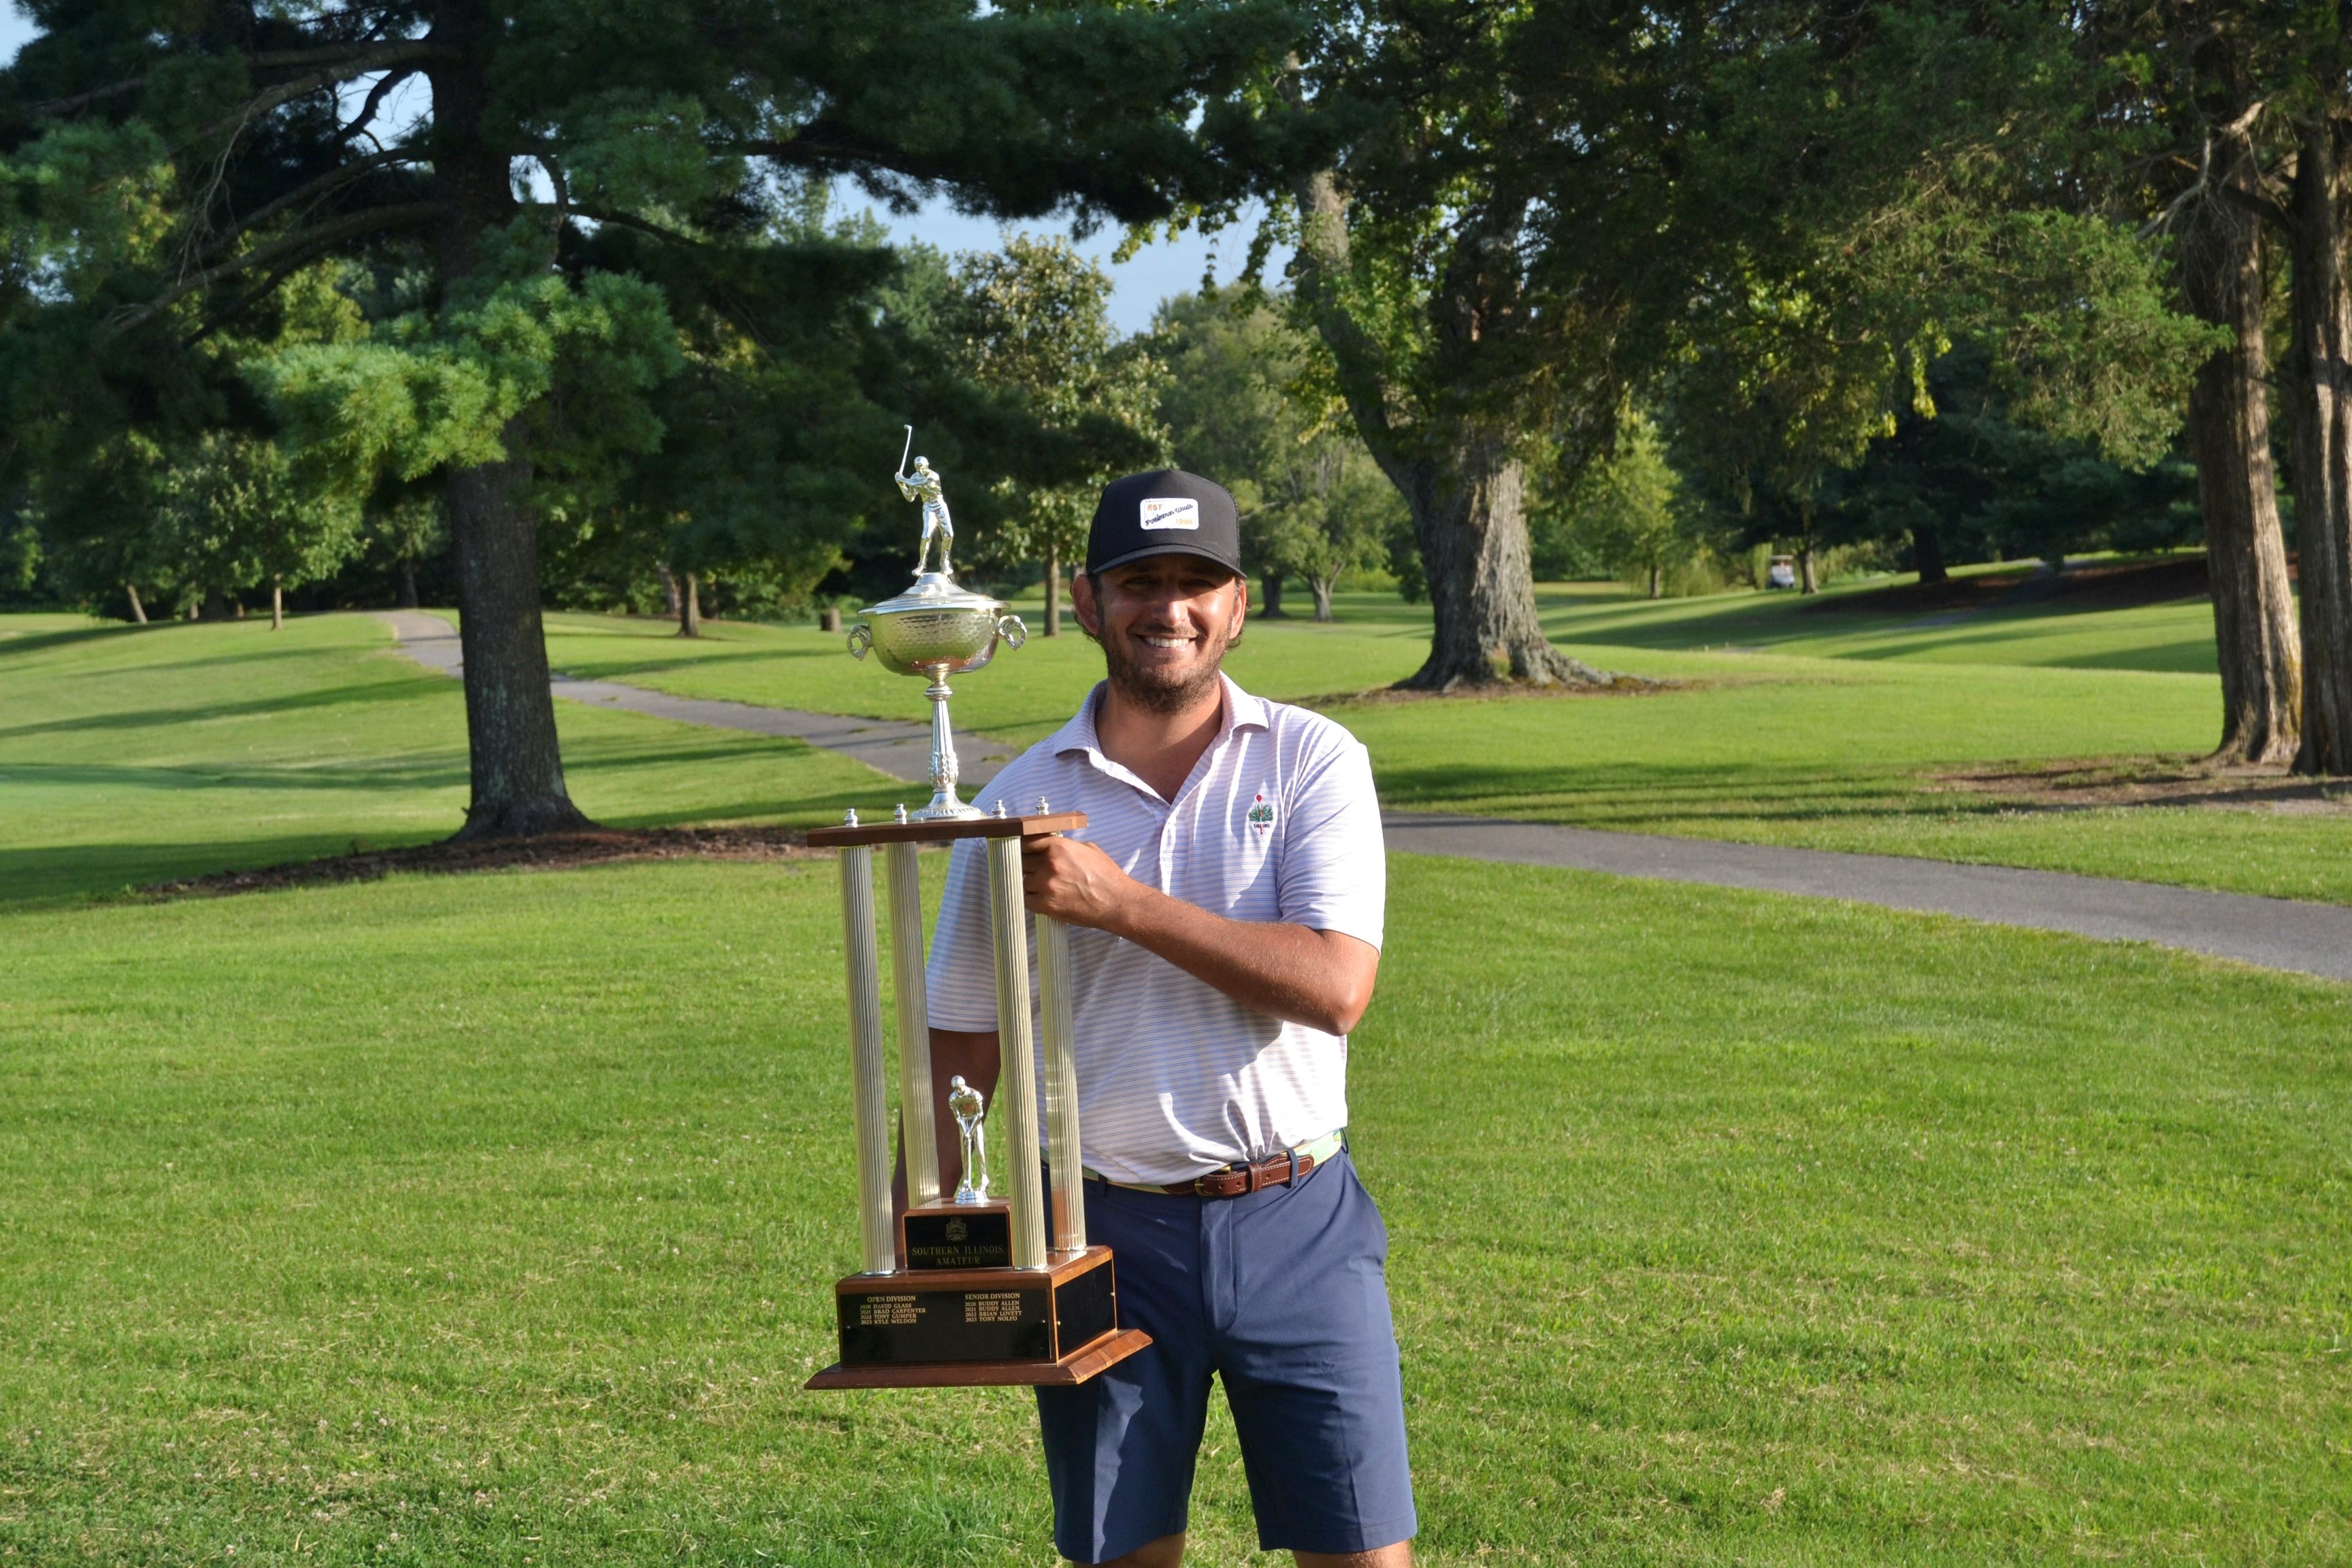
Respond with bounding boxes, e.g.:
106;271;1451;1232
1098;886;1377;1035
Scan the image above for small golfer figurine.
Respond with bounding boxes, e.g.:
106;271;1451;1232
895;425;954;577
948;1074;990;1205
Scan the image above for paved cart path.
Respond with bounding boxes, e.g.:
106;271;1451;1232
377;611;2352;984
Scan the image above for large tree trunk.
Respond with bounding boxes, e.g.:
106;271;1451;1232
1288;168;1602;690
1399;436;1606;689
2178;117;2303;765
446;419;583;836
679;571;702;637
432;2;589;838
270;579;284;631
2284;112;2352;776
1043;541;1062;636
397;556;420;609
124;582;146;623
1912;523;1946;585
1310;574;1336;621
1260;571;1287;617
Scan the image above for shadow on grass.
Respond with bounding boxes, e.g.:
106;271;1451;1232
1;780;881;909
1801;619;2218;672
0;755;466;794
0;832;453;909
0;623;143;663
0;677;451;743
1373;757;2020;827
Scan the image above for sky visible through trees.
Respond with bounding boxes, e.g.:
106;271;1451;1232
0;8;1257;335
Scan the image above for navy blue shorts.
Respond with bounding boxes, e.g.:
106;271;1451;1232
1036;1149;1417;1563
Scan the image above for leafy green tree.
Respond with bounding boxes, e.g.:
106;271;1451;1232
0;0;1298;837
1553;412;1693;601
1255;429;1395;621
368;487;448;611
157;430;363;629
2128;5;2352;773
1274;1;2209;684
955;235;1164;636
1149;288;1301;613
1808;345;2200;582
2068;5;2308;764
1149;287;1399;620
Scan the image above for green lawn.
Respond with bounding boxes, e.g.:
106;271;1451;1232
2;854;2343;1565
1;600;2345;1563
0;615;885;908
534;574;2352;904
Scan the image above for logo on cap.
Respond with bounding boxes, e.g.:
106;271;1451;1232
1139;497;1200;531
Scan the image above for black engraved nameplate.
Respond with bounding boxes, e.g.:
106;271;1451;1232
901;1200;1013;1271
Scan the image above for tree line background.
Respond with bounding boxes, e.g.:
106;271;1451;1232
0;1;2347;839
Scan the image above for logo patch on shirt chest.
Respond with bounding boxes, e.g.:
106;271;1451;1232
1247;793;1277;832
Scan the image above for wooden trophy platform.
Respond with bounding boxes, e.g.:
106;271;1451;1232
805;1245;1151;1388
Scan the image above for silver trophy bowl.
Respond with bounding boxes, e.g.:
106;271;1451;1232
849;572;1024;678
848;572;1027;821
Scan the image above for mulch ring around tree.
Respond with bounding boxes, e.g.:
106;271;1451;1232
136;827;820;902
1929;756;2352;814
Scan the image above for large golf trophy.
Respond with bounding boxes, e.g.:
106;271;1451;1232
804;434;1149;1390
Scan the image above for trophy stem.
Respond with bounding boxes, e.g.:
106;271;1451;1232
915;667;982;821
884;841;940;1209
837;844;898;1275
985;836;1050;1271
1037;910;1087;1255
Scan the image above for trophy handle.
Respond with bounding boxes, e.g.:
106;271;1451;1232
995;614;1028;650
847;623;872;659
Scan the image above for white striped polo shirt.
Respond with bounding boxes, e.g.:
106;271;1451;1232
924;674;1386;1186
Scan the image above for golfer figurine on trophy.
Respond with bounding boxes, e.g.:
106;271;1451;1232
804;431;1148;1389
947;1075;991;1205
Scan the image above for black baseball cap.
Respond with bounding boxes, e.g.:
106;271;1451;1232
1084;469;1244;578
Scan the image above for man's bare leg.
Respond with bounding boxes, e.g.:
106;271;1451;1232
1085;1533;1183;1567
1083;1537;1410;1567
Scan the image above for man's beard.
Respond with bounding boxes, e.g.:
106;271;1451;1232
1100;625;1234;714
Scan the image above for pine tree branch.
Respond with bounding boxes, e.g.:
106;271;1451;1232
102;201;438;338
735;123;968;188
188;42;451;149
191;147;424;263
24;35;427;120
572;207;702;246
27;78;149;117
338;65;423;145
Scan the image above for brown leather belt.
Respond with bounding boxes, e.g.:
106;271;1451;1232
1147;1143;1333;1198
1083;1132;1347;1200
1162;1147;1313;1198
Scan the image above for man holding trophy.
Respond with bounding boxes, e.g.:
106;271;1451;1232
921;470;1415;1567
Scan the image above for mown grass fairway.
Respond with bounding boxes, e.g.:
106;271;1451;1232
3;599;2348;1564
534;570;2352;903
0;616;881;907
2;856;2346;1565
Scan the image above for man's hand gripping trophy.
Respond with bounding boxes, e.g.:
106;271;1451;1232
895;425;954;577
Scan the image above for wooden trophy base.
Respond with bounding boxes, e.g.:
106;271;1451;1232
805;1245;1152;1389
